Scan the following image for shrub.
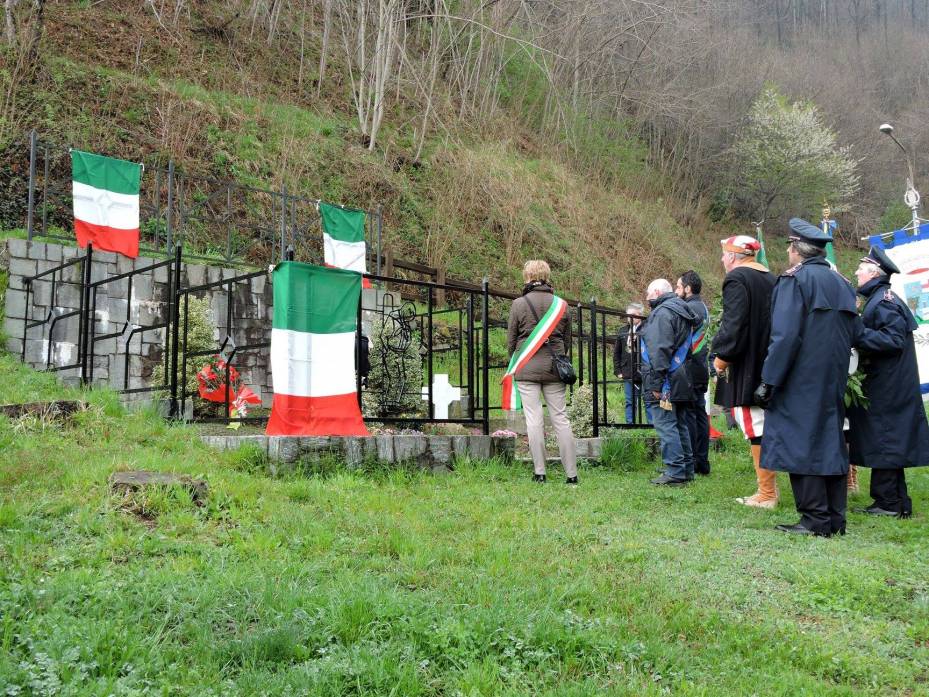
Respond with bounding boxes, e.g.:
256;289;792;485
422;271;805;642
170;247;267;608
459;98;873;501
566;383;593;437
151;295;216;397
362;314;424;417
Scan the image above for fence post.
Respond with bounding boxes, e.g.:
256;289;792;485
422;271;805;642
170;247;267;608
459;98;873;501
576;302;584;386
26;130;37;241
165;160;175;252
376;204;383;277
467;292;475;421
590;299;599;438
79;244;93;385
427;284;434;419
481;277;490;435
280;183;288;263
169;243;182;418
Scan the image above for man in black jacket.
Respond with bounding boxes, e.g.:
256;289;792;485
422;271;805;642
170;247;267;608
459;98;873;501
711;235;777;508
676;271;711;475
641;278;698;485
612;302;652;424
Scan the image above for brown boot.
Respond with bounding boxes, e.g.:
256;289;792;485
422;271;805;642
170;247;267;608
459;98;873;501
736;444;778;509
847;464;859;494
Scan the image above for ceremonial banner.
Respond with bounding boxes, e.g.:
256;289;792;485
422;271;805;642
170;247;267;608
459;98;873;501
72;150;141;258
266;262;369;436
869;222;929;395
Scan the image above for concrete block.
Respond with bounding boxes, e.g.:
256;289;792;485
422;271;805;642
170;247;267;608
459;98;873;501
587;438;601;458
186;264;207;288
9;257;38;279
4;315;24;340
56;284;82;309
428;436;452;464
45;244;63;263
491;436;516;462
4;288;26;319
268;437;301;465
451;435;470;459
116;255;134;275
27;241;47;260
5;337;22;355
298;436;332;455
131;275;154;301
394;434;428;463
153;265;169;284
108;277;130;300
469;435;492;461
375;435;394;461
30;280;52;307
574;439;590;459
7;237;27;258
93;250;118;264
222;268;237;280
343;437;365;468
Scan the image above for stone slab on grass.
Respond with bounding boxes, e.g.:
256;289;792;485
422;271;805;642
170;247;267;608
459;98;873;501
109;470;209;504
0;400;85;422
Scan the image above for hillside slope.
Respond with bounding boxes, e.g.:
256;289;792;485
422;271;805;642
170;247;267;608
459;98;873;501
3;2;725;304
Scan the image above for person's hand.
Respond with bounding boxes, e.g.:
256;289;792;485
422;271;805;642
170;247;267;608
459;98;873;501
713;357;728;374
753;383;773;408
617;373;624;379
652;391;661;400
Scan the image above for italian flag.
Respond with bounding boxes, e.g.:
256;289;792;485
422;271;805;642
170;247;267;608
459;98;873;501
501;296;568;411
319;201;371;288
266;262;368;436
72;150;141;258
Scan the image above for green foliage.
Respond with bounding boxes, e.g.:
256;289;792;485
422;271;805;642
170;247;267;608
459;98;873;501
151;295;216;396
599;434;652;472
731;85;859;221
878;198;913;234
362;316;424;417
845;370;869;409
566;383;594;437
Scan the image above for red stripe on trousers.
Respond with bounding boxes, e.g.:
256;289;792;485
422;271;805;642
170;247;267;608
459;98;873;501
75;219;139;258
265;392;369;436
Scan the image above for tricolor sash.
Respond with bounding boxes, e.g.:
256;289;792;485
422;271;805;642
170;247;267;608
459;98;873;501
641;333;691;395
501;296;568;410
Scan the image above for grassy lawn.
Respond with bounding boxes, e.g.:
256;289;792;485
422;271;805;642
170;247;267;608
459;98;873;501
1;351;928;695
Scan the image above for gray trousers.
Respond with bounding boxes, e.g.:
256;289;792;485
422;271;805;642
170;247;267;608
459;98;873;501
517;381;578;477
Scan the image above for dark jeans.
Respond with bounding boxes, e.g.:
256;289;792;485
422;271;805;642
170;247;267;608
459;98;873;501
789;473;848;536
870;469;912;516
623;380;652;424
681;391;710;474
648;401;694;480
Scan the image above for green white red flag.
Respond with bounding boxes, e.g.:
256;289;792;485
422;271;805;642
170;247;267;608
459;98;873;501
501;296;567;410
265;262;369;436
71;150;141;258
319;201;371;287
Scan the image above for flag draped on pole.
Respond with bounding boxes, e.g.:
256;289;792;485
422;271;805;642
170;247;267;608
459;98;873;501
823;218;838;267
71;150;141;258
319;200;370;278
501;296;568;410
266;262;369;436
755;228;769;269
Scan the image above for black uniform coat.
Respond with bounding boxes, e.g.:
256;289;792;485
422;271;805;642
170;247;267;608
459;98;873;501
612;323;643;382
711;262;775;408
760;256;858;476
847;276;929;469
684;294;710;391
641;292;697;403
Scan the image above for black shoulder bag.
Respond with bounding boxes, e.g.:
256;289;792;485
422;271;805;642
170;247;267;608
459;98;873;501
526;298;577;385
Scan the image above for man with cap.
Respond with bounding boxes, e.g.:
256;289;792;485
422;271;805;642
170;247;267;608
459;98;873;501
711;235;777;507
847;247;929;517
754;218;858;536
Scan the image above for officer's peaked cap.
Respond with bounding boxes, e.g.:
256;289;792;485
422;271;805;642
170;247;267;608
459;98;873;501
860;246;900;276
788;217;832;247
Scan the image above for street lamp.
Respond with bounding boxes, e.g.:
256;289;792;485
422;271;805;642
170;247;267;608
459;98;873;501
879;123;922;234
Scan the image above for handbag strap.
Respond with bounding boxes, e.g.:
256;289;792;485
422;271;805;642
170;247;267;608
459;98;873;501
524;295;560;360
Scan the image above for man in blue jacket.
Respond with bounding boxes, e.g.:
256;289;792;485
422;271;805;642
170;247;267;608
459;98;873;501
754;219;859;536
676;270;711;476
848;246;929;518
641;278;698;485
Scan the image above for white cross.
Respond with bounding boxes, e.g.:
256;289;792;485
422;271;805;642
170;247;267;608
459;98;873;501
422;374;462;419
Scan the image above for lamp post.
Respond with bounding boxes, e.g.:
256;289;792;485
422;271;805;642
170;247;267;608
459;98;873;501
879;123;923;235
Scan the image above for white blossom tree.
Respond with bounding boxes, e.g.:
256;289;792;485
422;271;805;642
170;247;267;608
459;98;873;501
732;86;860;222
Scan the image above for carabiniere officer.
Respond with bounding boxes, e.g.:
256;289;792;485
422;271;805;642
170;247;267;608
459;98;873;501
753;218;859;537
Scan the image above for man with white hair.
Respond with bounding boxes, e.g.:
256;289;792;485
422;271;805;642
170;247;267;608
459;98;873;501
847;246;929;517
640;278;698;485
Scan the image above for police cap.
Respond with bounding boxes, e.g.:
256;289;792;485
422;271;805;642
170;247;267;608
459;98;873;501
860;246;900;276
788;217;832;247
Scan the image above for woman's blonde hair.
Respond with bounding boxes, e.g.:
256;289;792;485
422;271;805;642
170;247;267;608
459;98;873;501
522;259;551;283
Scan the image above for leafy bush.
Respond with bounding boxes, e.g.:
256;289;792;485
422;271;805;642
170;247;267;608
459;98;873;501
362;315;423;417
566;383;593;437
151;295;216;397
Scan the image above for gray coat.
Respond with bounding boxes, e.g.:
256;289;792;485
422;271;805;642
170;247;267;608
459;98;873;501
507;284;572;383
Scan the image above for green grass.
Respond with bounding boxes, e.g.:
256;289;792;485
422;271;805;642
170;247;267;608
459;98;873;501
1;350;929;694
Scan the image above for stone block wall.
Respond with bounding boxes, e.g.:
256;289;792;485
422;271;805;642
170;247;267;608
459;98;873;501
1;238;395;406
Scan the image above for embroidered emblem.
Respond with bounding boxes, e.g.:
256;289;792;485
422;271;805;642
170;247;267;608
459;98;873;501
883;289;895;302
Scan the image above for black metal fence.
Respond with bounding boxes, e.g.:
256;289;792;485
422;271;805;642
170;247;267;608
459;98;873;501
19;245;654;433
22;130;383;271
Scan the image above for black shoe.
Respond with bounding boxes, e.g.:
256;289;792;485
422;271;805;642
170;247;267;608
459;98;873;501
695;469;711;477
775;522;822;536
532;474;546;483
853;505;900;517
566;476;579;485
651;474;688;486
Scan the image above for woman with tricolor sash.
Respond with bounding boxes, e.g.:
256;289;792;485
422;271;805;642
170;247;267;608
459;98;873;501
504;260;578;484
